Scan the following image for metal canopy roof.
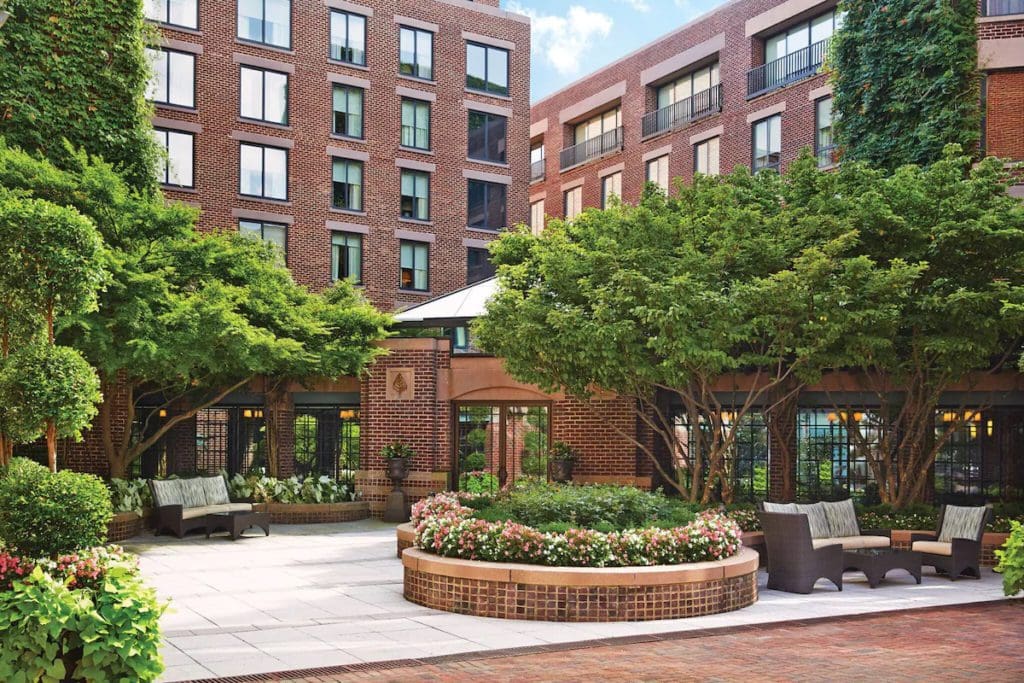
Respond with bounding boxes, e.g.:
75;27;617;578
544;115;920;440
393;277;498;327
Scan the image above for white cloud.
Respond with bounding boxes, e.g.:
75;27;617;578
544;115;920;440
618;0;651;11
509;3;614;77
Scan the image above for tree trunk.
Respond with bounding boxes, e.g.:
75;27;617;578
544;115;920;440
46;419;57;472
0;435;10;468
263;382;286;478
108;454;129;480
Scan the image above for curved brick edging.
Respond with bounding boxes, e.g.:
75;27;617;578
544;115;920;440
402;546;759;622
251;501;370;524
106;511;145;543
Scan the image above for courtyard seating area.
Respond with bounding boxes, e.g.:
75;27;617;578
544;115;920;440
125;519;1014;682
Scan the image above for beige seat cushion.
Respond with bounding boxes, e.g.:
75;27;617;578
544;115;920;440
812;535;891;550
181;503;252;520
912;540;953;556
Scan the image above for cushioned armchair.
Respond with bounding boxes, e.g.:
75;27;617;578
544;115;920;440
758;511;844;594
911;504;991;580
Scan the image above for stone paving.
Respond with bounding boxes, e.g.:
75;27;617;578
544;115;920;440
123;520;1017;683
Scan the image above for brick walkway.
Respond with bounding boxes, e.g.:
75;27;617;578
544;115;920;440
204;601;1024;682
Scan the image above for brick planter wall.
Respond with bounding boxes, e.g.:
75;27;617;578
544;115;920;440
106;511;146;543
890;530;1010;568
251;501;369;524
402;546;759;622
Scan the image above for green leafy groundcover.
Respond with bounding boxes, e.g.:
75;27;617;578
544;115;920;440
411;485;745;568
995;521;1024;597
0;546;165;682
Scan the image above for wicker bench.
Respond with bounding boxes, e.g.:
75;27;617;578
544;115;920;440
150;476;257;538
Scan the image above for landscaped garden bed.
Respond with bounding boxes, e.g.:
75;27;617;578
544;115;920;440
401;484;759;621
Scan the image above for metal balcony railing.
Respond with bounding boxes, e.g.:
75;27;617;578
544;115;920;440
559;127;623;170
747;38;830;98
641;84;723;138
530;159;545;182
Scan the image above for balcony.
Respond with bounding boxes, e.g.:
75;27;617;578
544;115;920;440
559;127;623;171
641;84;723;139
747;38;830;99
530;159;545;182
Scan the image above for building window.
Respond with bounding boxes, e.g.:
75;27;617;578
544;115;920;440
331;158;363;212
331;231;362;283
240;66;288;125
239;143;287;200
153;129;194;188
530;143;545;181
400;99;431;150
146;48;195;108
467;180;507;231
564;186;582;220
815;97;837;168
466;42;509;96
145;0;198;29
400;240;429;291
332;85;364;138
399;27;433;81
752;114;782;173
657;62;719;110
646;155;669;192
797;409;879;501
400;170;430;220
329;10;366;65
601;172;622;209
986;0;1024;15
239;220;287;263
574;107;621;145
468;111;507;163
529;199;545;234
237;0;291;49
694;136;720;176
763;9;842;86
467;247;495;284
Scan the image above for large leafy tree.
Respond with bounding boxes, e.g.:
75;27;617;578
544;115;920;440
477;157;917;503
0;143;390;478
0;0;158;190
830;0;980;170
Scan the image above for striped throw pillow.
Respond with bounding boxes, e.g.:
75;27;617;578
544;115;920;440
795;503;831;539
821;499;860;538
938;505;987;542
762;502;798;514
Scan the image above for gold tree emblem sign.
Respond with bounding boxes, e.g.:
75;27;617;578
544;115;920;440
386;368;415;400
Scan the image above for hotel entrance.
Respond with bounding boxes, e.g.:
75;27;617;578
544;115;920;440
453;403;550;492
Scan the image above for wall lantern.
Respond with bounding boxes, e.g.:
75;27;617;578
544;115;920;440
339;409;357;420
158;409;168;418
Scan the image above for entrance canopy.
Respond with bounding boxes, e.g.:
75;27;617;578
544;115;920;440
393;277;497;328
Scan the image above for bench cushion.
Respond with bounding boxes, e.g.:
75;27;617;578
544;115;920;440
938;505;987;543
201;476;231;505
912;540;953;556
151;479;184;508
821;499;860;538
181;503;254;520
795;503;831;539
812;535;890;550
179;478;208;508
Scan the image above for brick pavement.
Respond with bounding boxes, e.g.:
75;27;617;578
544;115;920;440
190;600;1024;682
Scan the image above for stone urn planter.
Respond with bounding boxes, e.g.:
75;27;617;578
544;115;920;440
548;441;578;483
381;442;414;523
388;457;410;482
549;458;574;483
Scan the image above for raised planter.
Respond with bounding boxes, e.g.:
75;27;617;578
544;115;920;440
251;501;369;524
890;529;1010;568
106;511;146;543
402;546;759;622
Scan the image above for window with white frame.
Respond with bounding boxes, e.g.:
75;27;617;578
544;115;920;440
146;48;195;108
694;136;720;176
564;186;582;220
152;128;194;188
239;143;287;199
646;155;669;192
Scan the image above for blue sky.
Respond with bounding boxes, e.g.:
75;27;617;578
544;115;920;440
503;0;724;102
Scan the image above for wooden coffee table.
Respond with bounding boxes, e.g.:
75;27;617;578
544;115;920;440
843;547;921;588
205;510;270;540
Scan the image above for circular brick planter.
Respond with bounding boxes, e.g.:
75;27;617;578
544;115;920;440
251;501;369;524
402;546;759;622
106;511;146;543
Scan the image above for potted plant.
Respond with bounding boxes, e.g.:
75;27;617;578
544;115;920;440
548;441;577;483
381;442;414;483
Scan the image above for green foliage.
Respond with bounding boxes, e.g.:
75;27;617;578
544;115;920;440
381;442;414;459
461;451;487;472
0;458;112;557
995;521;1024;597
107;478;152;514
830;0;980;169
459;471;499;494
0;0;158;190
225;473;357;504
548;441;577;462
0;343;102;444
0;551;165;682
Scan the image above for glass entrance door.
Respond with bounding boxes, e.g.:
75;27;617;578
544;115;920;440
454;403;550;492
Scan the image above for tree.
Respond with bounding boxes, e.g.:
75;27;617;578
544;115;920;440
476;156;917;503
0;194;104;469
0;0;158;190
830;0;980;170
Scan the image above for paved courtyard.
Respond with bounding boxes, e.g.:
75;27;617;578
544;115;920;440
124;521;1017;682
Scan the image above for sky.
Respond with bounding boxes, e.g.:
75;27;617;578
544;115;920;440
503;0;725;103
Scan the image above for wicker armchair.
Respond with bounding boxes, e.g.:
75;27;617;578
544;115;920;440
911;504;992;580
758;511;843;594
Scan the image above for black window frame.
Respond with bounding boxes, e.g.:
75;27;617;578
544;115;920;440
147;47;197;109
332;84;365;139
400;169;431;221
238;142;289;200
153;127;195;189
465;41;510;96
239;65;290;125
146;0;199;30
331;157;364;212
467;179;508;232
467;247;496;284
400;98;431;151
751;113;782;173
328;9;367;66
814;96;837;168
399;239;430;292
467;110;508;164
331;231;363;284
236;0;293;49
238;219;288;263
399;26;434;81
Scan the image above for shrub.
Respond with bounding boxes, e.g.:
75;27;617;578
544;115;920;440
107;478;152;514
995;521;1024;597
0;459;112;557
226;473;356;504
459;471;498;494
483;481;663;531
461;451;486;472
0;547;165;681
